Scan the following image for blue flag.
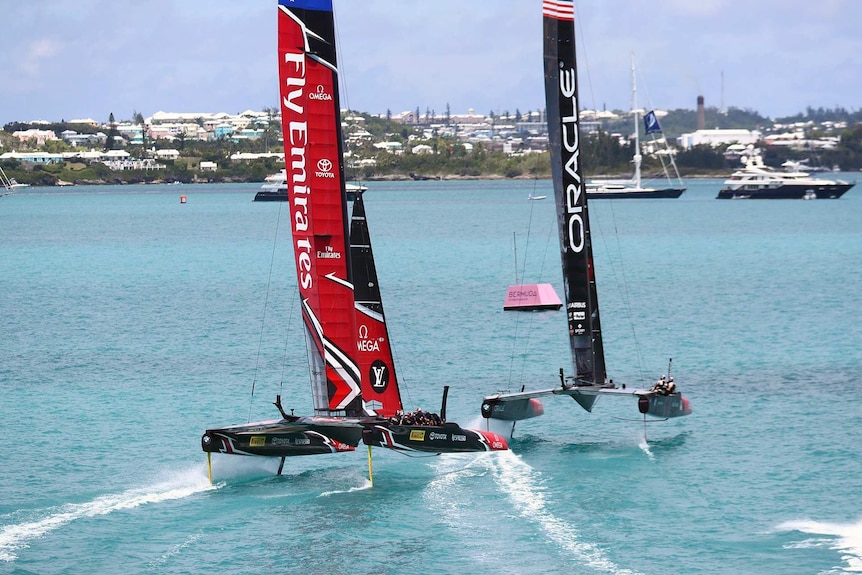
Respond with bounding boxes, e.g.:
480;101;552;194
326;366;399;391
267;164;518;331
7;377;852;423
643;111;662;134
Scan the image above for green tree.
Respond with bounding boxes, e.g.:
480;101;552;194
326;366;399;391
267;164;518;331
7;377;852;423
105;112;118;151
676;144;726;170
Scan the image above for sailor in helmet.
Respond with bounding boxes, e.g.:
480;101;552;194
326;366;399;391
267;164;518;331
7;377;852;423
666;376;676;394
652;375;667;393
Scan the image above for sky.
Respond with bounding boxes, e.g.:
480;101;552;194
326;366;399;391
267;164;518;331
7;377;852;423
2;0;860;126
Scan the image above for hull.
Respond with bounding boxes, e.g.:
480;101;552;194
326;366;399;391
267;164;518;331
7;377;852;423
254;189;358;202
717;182;853;199
201;417;363;457
481;385;692;421
588;187;685;199
362;421;508;453
253;190;287;201
503;303;562;311
644;392;692;418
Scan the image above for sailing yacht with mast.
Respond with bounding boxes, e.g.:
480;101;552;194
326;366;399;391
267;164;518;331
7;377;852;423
588;54;685;199
0;165;28;194
480;0;691;431
201;0;506;477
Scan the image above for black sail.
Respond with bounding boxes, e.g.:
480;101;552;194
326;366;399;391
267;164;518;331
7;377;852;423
542;0;606;387
349;192;404;416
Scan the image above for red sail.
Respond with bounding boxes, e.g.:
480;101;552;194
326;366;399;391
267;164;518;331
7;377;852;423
278;3;361;415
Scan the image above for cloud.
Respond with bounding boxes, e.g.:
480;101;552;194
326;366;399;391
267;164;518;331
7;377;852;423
2;0;862;125
19;38;63;78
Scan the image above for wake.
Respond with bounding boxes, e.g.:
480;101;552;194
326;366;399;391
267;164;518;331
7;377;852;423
319;478;373;497
0;466;215;562
638;436;654;459
491;451;640;575
778;518;862;572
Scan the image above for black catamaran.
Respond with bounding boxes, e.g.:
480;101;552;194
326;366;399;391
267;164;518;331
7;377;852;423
201;0;506;480
480;0;692;431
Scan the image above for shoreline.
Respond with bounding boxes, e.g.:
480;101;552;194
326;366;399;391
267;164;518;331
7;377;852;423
9;171;733;188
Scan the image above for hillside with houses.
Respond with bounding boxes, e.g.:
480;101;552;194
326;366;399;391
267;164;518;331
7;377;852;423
2;104;862;187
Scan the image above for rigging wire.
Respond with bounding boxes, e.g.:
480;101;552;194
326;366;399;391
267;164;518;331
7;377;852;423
507;183;560;390
594;200;650;383
506;256;523;390
506;190;540;391
333;10;351;114
536;195;556;283
278;282;300;400
383;276;415;411
570;3;657;385
573;0;599;115
631;55;685;188
249;201;285;423
331;13;420;411
519;194;537;284
516;195;559;387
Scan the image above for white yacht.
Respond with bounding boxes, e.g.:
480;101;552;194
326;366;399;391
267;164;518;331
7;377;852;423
717;154;854;199
254;169;367;201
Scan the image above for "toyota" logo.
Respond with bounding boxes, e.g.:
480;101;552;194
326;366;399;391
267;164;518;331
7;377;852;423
317;159;332;172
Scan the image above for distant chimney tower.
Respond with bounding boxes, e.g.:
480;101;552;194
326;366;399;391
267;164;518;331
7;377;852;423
697;95;705;130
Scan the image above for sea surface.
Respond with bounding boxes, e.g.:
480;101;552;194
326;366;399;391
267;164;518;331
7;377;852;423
1;178;860;575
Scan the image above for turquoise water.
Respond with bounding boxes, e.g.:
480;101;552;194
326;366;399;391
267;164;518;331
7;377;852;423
1;180;860;574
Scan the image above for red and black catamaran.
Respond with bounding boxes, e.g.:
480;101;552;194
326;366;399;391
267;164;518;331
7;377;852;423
201;0;506;480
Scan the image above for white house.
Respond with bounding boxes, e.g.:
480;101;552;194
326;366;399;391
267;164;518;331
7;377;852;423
155;149;180;160
0;151;63;164
229;152;284;163
373;141;403;153
678;129;761;149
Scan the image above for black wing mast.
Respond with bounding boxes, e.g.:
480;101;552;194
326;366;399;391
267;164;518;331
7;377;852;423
543;0;606;393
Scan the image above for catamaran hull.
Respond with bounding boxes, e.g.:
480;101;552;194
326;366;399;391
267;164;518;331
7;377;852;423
716;183;853;199
362;422;508;453
254;190;358;202
588;187;685;199
201;418;363;457
481;386;692;421
642;393;692;418
480;397;545;421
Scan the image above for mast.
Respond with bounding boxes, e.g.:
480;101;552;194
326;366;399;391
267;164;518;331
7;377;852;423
278;0;362;416
631;52;642;190
542;0;606;391
349;192;404;417
513;232;519;284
